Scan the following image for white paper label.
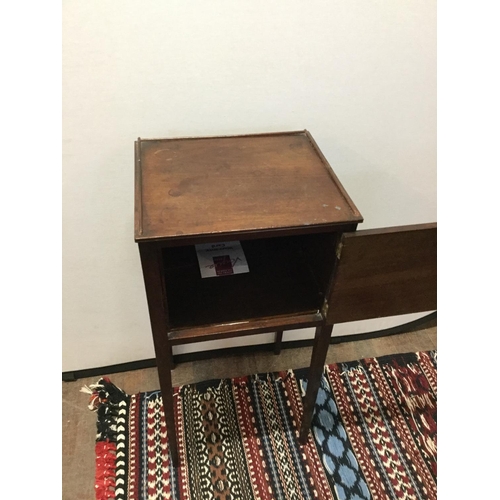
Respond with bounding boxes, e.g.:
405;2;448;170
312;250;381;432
195;241;250;278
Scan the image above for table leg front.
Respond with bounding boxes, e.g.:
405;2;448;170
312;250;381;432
138;243;179;467
274;330;283;354
154;339;178;467
299;324;333;444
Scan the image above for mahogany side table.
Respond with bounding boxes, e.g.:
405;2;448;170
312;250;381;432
134;130;363;467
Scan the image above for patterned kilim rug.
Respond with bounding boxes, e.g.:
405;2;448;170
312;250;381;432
84;350;437;500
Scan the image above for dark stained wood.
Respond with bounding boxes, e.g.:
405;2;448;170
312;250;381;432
135;131;362;243
168;312;323;345
162;235;335;330
134;140;143;238
326;223;437;324
168;343;176;370
304;131;361;221
134;131;368;466
274;331;283;355
138;243;179;467
300;231;340;307
299;324;333;443
152;222;359;248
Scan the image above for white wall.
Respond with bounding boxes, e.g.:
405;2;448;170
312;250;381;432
62;0;436;371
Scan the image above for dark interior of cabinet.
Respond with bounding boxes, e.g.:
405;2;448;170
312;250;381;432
162;232;338;330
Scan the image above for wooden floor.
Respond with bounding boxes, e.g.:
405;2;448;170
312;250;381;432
62;323;436;500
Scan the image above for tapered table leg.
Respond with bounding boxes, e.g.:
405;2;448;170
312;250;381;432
139;243;179;467
153;339;178;467
168;343;176;369
299;324;333;444
274;330;283;355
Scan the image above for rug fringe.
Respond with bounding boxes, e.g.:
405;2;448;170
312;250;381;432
82;377;129;411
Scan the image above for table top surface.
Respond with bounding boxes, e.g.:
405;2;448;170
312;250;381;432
135;130;362;243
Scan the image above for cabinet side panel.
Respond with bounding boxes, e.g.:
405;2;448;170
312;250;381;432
134;139;143;239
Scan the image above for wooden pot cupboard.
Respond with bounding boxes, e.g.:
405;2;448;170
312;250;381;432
134;130;437;467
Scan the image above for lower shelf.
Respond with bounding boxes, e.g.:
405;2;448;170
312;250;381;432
168;311;324;345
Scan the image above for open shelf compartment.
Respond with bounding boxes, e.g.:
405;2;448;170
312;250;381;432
162;232;338;331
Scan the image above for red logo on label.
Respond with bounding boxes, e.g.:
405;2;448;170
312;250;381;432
213;255;234;276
